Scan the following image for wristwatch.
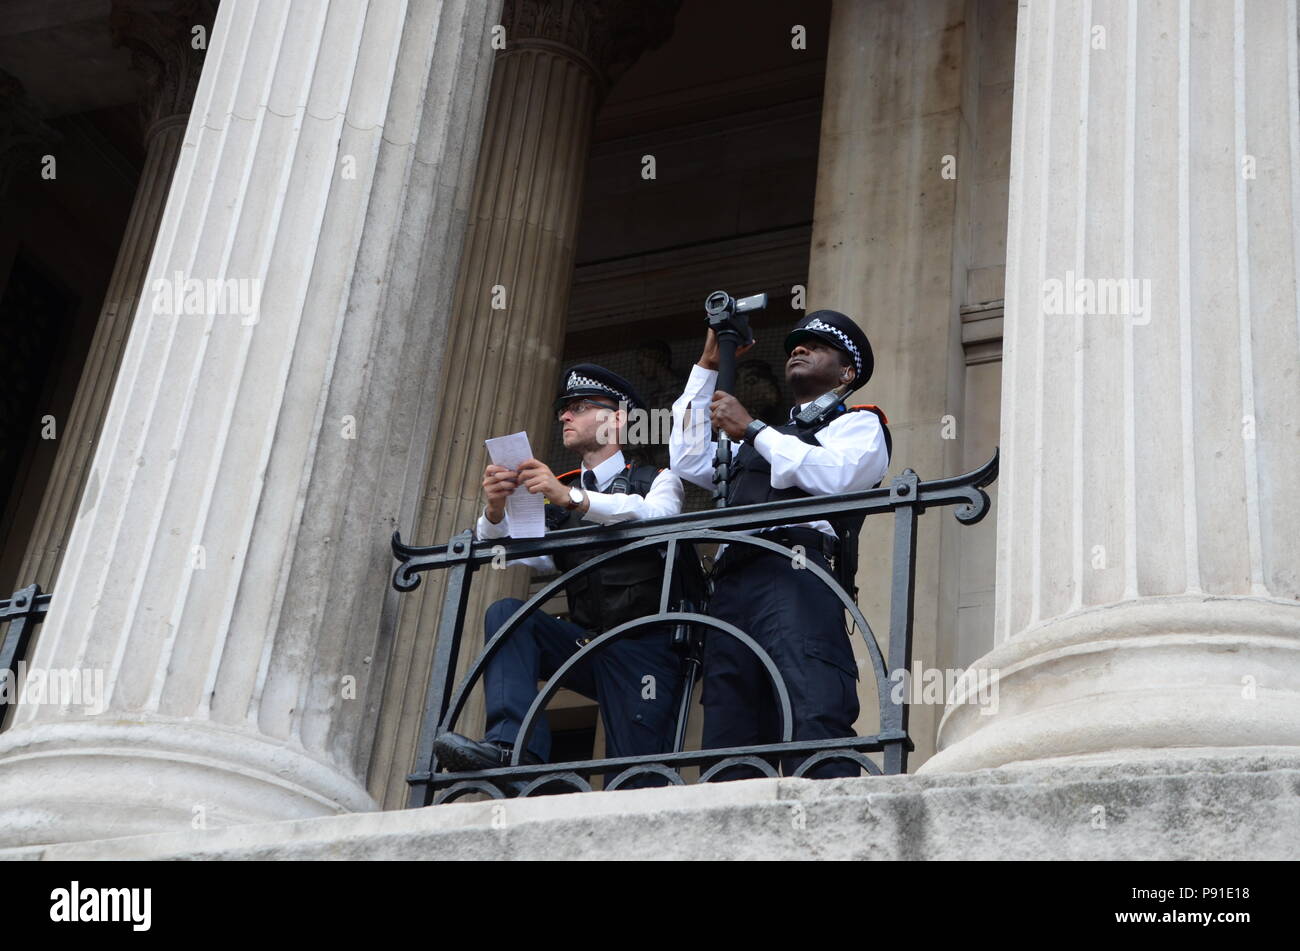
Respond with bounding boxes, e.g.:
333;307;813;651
743;419;768;444
566;485;585;510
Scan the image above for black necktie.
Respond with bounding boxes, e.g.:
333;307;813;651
582;470;598;491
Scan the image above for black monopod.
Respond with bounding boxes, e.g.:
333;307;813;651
704;290;766;507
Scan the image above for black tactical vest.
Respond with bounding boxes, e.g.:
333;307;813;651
726;404;892;542
545;463;666;635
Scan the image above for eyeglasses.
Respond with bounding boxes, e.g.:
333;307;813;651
556;399;617;423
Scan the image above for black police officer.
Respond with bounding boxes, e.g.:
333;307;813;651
669;311;891;778
434;365;686;782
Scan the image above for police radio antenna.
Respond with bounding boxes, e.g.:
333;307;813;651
705;290;766;507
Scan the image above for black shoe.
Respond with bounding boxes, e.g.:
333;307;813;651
433;733;540;774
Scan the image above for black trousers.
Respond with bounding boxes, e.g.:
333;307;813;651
483;597;682;767
702;547;861;779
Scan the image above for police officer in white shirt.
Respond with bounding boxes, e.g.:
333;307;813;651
669;311;891;778
434;365;686;785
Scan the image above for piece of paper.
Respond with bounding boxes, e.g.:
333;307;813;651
484;431;546;538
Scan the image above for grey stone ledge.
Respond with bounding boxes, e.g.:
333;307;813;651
3;751;1297;860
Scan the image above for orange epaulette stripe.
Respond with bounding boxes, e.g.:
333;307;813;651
849;403;889;425
560;462;640;483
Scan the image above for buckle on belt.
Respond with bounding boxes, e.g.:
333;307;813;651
770;529;836;563
714;529;836;577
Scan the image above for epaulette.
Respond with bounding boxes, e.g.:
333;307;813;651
847;403;892;464
848;403;889;425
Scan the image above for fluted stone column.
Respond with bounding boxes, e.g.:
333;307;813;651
0;0;501;846
14;0;216;592
806;0;973;766
923;0;1300;772
370;0;678;808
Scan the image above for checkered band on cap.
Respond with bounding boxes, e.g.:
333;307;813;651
804;318;862;374
566;371;629;406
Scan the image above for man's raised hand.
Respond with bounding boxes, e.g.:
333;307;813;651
517;458;568;507
698;327;757;371
709;391;755;440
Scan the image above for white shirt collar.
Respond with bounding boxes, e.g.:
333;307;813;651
582;449;626;489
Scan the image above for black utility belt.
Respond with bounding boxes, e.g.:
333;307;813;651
714;527;837;576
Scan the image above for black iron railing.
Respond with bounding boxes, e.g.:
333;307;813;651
1;583;52;727
392;450;998;806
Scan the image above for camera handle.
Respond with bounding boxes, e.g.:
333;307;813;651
705;290;766;508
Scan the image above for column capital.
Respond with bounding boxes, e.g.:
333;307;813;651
110;0;217;143
502;0;679;90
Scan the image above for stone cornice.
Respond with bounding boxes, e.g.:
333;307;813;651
959;299;1004;365
568;225;812;332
